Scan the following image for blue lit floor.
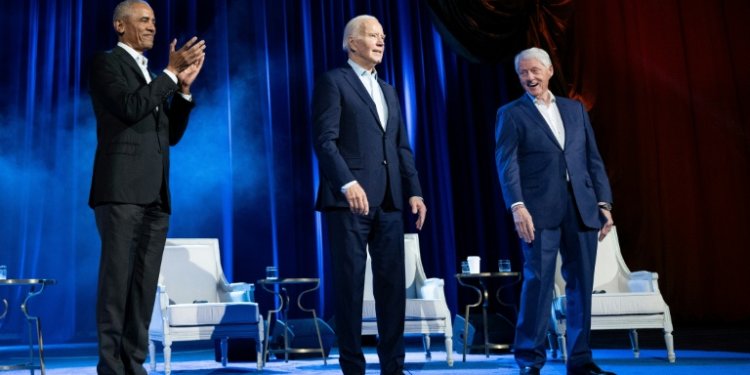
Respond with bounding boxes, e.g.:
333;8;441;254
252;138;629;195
1;341;749;375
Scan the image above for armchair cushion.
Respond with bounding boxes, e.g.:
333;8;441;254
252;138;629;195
167;302;260;327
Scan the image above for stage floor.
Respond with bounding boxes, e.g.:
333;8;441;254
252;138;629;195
1;340;749;375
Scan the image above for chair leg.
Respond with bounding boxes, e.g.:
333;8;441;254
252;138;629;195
629;329;640;358
148;340;156;371
557;334;567;363
547;332;558;359
422;334;432;359
164;342;172;375
664;330;676;363
445;336;454;367
220;337;228;367
256;335;264;370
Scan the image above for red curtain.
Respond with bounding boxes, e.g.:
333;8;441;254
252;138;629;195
429;0;750;323
571;0;750;323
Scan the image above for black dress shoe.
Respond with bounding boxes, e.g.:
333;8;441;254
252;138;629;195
520;366;541;375
568;362;616;375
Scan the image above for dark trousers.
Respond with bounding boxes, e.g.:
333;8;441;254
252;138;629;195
325;208;405;375
514;187;599;370
94;202;169;375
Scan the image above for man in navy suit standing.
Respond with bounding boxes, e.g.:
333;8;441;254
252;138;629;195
312;14;427;375
495;47;616;375
88;1;205;374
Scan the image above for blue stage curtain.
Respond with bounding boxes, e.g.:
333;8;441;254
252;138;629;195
0;0;523;344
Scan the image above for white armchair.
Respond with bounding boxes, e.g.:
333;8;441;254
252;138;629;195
148;238;264;374
549;226;675;363
362;233;454;366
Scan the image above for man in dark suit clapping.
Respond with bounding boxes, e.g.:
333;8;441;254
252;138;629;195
312;14;427;375
88;1;205;374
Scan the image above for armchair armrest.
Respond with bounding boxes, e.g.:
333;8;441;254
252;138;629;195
150;283;170;333
155;284;169;310
418;278;445;300
627;271;657;293
221;282;256;302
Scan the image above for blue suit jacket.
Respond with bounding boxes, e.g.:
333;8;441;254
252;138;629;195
495;94;612;229
312;65;422;211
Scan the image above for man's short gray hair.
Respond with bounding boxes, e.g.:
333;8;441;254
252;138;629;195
514;47;552;72
113;0;149;23
342;14;378;52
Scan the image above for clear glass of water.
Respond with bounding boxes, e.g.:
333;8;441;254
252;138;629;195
498;259;512;272
461;261;470;274
0;265;7;280
265;266;278;280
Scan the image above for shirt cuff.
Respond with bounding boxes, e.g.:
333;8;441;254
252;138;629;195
163;69;178;83
341;180;357;193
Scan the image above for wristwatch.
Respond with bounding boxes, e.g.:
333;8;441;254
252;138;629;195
598;202;613;211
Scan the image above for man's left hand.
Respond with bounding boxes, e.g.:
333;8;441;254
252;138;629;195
178;54;205;95
409;197;427;230
599;209;614;241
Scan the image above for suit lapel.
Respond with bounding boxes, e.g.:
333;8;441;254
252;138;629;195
518;96;562;150
378;79;395;132
112;46;148;85
113;46;162;120
556;98;576;150
342;67;384;132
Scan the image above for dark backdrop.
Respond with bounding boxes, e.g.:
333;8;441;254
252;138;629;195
0;0;747;344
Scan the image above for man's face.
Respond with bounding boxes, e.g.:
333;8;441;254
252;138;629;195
348;19;385;70
114;2;156;53
517;58;553;98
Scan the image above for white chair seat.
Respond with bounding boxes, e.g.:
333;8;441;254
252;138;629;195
168;302;261;326
554;292;667;316
362;299;445;321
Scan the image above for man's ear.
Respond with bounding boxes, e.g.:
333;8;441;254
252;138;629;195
348;37;357;53
113;20;125;36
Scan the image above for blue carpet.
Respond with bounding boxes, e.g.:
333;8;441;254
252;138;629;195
2;344;749;374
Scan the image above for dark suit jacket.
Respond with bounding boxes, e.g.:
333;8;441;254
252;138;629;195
88;46;194;213
495;94;612;229
312;65;421;211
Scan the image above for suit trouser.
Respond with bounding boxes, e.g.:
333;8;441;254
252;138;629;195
514;187;599;370
94;202;169;375
325;208;405;375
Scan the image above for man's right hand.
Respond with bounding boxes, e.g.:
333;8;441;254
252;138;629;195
345;182;369;216
512;205;535;243
166;37;206;75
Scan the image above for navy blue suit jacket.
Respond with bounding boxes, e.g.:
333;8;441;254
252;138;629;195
495;94;612;229
312;65;421;211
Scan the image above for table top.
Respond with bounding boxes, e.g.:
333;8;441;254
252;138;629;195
256;277;319;285
455;272;520;279
0;278;56;286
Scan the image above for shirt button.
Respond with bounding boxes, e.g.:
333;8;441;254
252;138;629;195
382;160;388;165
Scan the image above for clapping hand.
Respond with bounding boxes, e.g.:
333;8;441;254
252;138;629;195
166;37;206;75
177;54;204;94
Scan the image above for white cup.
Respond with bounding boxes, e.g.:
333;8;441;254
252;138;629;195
467;256;480;274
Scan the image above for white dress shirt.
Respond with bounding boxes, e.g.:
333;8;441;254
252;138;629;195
348;59;388;129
